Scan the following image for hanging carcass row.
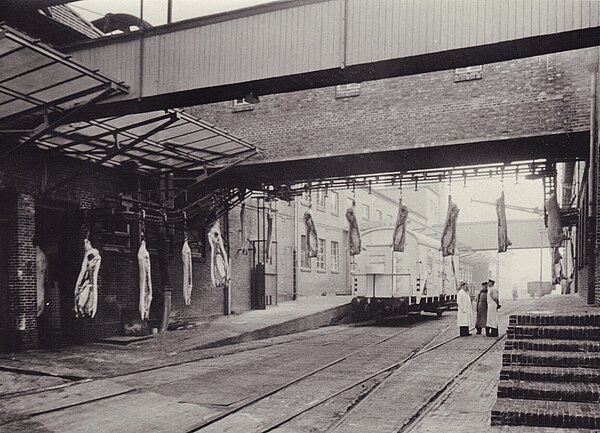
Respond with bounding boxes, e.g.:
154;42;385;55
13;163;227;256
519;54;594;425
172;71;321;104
392;201;409;252
441;196;460;257
208;221;229;287
346;201;363;256
74;238;101;319
496;191;512;253
138;238;152;321
304;209;319;258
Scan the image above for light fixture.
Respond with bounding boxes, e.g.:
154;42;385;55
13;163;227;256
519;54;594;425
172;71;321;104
244;92;260;104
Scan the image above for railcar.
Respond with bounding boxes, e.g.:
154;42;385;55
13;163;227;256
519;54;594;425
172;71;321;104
351;226;458;323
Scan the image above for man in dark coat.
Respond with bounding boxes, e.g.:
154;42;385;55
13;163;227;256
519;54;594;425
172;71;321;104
475;282;488;335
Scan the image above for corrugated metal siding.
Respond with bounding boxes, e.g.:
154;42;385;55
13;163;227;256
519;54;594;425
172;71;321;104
70;0;600;98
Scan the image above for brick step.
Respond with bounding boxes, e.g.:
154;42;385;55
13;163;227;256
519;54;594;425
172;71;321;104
510;314;600;327
497;379;600;403
491;398;600;428
506;325;600;340
503;350;600;368
500;365;600;384
505;338;600;352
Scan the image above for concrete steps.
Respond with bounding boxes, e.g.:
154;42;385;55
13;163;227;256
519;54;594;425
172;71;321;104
492;313;600;428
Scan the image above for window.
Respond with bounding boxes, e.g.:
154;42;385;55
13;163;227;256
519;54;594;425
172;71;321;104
330;241;339;273
315;190;326;210
91;218;131;251
232;98;254;112
454;65;483;82
300;235;311;269
362;204;370;221
330;191;339;215
317;238;326;271
335;83;361;98
376;210;382;221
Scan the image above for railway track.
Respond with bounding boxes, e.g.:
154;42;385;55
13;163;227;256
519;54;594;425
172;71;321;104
1;300;535;432
189;299;536;433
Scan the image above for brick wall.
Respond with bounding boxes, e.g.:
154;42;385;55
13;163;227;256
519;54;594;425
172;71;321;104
7;194;37;350
189;48;592;163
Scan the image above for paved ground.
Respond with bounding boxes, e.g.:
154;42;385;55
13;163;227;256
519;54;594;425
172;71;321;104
0;293;596;432
404;293;596;433
0;295;352;382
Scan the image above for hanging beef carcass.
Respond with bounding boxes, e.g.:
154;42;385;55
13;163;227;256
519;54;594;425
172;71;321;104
239;201;249;255
208;221;229;287
304;209;319;258
496;191;512;253
36;245;48;317
138;239;152;321
74;238;101;319
266;204;274;260
546;193;563;247
182;239;193;306
441;196;459;257
392;201;409;252
346;201;363;256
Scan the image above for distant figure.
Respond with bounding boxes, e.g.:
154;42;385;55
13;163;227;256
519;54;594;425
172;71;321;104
475;282;488;335
486;279;500;337
512;286;519;301
457;281;473;337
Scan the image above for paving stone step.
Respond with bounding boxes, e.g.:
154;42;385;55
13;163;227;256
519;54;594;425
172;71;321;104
506;325;600;340
491;397;600;429
503;350;600;368
497;379;600;403
505;338;600;352
500;365;600;384
510;314;600;327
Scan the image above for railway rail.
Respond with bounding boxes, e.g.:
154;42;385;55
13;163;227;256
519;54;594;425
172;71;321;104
190;299;536;433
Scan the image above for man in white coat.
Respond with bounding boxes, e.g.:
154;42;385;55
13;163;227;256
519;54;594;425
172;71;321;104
457;280;473;337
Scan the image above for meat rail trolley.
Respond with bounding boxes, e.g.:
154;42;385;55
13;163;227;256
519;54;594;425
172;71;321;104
351;227;457;323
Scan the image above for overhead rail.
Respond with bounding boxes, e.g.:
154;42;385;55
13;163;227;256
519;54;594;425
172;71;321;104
259;160;553;197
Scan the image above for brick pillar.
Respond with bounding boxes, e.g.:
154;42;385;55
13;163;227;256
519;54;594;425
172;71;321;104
8;194;38;350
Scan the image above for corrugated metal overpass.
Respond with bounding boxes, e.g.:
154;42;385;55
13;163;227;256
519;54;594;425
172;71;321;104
66;0;600;119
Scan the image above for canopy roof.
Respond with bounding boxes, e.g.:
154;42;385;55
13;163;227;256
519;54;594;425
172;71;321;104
0;24;127;127
35;109;258;171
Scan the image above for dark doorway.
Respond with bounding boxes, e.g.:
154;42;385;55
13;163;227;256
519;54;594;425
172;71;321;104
35;201;80;348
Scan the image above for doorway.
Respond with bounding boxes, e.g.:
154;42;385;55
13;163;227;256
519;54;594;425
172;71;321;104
35;201;80;347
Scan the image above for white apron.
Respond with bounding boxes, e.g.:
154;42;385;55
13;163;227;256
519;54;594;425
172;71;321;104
487;289;499;328
457;289;473;328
